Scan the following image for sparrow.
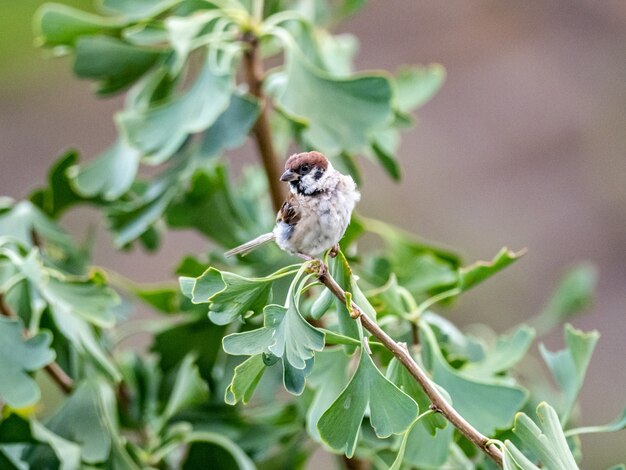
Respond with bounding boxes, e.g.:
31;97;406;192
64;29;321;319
225;151;360;259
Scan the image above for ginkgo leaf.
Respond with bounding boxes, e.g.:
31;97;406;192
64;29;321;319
156;355;208;432
317;348;417;457
189;266;299;325
223;299;324;395
34;4;124;47
224;354;266;405
270;47;393;157
223;304;325;370
101;0;183;21
73;36;163;95
533;263;598;335
306;348;351;442
510;402;578;470
118;57;235;163
0;200;86;272
420;322;527;435
394;64;446;113
462;326;535;380
29;151;92;219
458;247;527;292
539;324;599;423
68;139;141;200
0;318;55;408
40;379;115;464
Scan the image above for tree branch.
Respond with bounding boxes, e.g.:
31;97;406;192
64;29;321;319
0;293;75;395
315;264;504;467
243;33;285;213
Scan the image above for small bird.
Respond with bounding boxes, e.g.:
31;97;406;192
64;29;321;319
225;151;360;259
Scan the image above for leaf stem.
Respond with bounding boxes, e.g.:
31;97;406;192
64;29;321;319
0;293;74;394
242;32;284;213
314;262;504;467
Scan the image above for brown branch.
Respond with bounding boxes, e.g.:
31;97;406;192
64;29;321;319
242;33;285;213
316;265;504;467
44;362;74;394
0;293;75;394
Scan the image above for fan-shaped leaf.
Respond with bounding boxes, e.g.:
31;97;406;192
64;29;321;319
0;318;55;408
317;348;417;457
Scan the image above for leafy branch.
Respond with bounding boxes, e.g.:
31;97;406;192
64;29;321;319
0;0;621;468
311;260;504;465
0;293;74;394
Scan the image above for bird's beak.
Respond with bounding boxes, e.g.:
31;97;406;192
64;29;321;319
280;169;298;182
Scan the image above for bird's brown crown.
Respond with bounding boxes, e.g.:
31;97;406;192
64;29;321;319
284;151;329;171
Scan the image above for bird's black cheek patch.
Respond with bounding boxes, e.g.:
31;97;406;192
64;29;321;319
314;169;323;180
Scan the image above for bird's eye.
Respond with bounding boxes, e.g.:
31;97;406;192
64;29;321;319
300;164;310;173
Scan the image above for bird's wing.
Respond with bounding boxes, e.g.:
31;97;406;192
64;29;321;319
277;194;301;226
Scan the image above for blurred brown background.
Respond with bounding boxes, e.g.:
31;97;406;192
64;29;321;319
1;0;625;467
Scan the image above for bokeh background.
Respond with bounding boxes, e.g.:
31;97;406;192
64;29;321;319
1;0;625;467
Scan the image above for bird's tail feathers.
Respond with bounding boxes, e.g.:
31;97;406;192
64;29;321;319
224;232;275;257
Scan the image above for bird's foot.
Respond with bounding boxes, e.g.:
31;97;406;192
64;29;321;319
304;256;327;278
329;244;339;258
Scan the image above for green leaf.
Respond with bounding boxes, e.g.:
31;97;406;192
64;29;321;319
317;32;358;76
534;263;598;335
389;412;454;470
29;151;91;219
387;357;447;435
271;48;393;157
459;247;526;291
394;64;446;113
34;4;123;47
199;94;260;158
0;414;83;470
152;317;226;381
512;402;579;470
317;348;418;457
175;431;255;470
423;312;486;362
223;303;325;371
420;322;527;435
361;218;460;300
565;406;626;437
503;439;541;470
539;324;599;422
191;267;278;325
159;355;209;428
306;348;351;442
386;357;453;468
224;354;266;405
118;58;234;163
29;420;83;470
73;36;163;95
0;200;86;272
371;129;401;181
42;274;119;328
0;247;120;380
462;326;535;380
166;164;267;248
165;10;225;70
222;275;325;396
41;379;116;464
0;318;55;408
100;0;183;21
107;171;178;248
309;287;334;320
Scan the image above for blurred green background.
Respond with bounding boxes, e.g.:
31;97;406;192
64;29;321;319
1;1;625;467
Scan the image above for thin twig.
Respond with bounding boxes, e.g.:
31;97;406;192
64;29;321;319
0;293;75;394
242;32;285;212
315;265;504;467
